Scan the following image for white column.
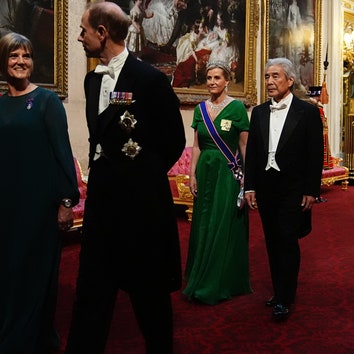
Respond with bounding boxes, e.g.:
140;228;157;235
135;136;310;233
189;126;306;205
326;0;343;158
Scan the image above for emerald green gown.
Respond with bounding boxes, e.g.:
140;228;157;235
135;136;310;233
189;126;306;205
0;87;79;353
183;99;253;305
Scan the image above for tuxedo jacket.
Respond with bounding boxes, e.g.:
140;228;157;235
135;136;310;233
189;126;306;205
82;53;186;292
245;95;324;199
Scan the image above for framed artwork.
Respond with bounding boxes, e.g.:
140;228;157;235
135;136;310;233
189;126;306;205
87;0;259;106
262;0;322;101
344;11;354;71
0;0;68;98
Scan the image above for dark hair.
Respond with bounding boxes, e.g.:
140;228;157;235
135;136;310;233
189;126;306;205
192;19;203;34
0;32;34;76
88;2;131;42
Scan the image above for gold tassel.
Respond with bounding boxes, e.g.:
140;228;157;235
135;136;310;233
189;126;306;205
319;80;329;104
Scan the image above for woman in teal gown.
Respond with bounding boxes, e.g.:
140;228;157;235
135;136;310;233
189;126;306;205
0;33;79;353
183;60;252;305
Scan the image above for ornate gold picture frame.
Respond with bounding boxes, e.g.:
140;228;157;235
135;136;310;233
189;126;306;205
0;0;68;98
87;0;259;106
262;0;322;101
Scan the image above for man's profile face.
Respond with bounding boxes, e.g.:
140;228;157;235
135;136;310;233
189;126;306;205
77;10;102;58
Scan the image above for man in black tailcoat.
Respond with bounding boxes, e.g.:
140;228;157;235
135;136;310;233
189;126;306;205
65;2;186;353
244;57;323;321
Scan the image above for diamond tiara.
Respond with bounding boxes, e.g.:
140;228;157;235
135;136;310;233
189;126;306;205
206;60;231;76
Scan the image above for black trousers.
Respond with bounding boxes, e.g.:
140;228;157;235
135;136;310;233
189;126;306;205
65;235;174;354
257;169;304;305
65;288;173;354
259;206;301;305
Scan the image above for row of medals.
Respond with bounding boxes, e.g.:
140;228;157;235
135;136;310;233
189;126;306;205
110;91;141;160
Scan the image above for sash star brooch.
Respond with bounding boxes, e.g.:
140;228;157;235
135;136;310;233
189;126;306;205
220;119;232;131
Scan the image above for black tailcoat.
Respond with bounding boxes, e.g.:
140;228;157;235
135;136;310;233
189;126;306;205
82;53;186;292
245;95;323;203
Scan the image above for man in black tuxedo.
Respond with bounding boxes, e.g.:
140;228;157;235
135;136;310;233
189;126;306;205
244;58;323;321
65;2;185;353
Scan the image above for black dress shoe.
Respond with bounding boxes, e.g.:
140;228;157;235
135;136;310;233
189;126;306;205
272;303;291;321
266;296;277;307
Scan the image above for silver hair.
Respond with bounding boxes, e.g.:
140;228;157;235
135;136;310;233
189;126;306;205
265;57;296;82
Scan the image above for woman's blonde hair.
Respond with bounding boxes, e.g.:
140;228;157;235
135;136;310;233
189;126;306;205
206;60;231;81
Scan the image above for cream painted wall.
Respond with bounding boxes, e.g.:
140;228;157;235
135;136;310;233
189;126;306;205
180;108;194;146
64;1;89;173
64;0;346;175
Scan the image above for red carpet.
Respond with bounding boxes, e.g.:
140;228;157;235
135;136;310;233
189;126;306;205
56;184;354;353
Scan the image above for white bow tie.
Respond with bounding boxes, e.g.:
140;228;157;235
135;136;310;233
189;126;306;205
94;64;115;79
269;103;287;112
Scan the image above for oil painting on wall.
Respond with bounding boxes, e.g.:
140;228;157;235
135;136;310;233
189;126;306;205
263;0;322;101
88;0;258;105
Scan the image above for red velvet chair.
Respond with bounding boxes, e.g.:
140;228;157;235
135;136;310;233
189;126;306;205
321;157;349;190
167;147;193;221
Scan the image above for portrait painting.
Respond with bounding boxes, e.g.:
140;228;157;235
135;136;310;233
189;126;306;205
0;0;68;98
88;0;258;105
263;0;322;100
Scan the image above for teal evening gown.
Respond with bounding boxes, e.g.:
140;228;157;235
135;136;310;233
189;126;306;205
0;87;79;353
183;99;253;305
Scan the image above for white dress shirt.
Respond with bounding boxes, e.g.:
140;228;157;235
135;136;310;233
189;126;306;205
93;48;129;160
265;93;293;171
97;48;129;114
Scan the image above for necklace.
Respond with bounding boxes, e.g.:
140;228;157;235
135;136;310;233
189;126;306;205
208;97;228;112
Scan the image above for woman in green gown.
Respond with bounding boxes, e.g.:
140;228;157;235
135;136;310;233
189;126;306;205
183;60;252;305
0;33;79;353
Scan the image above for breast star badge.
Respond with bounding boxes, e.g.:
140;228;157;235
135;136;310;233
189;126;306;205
119;111;137;133
122;138;142;159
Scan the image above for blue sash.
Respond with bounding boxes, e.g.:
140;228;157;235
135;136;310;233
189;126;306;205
199;101;243;181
